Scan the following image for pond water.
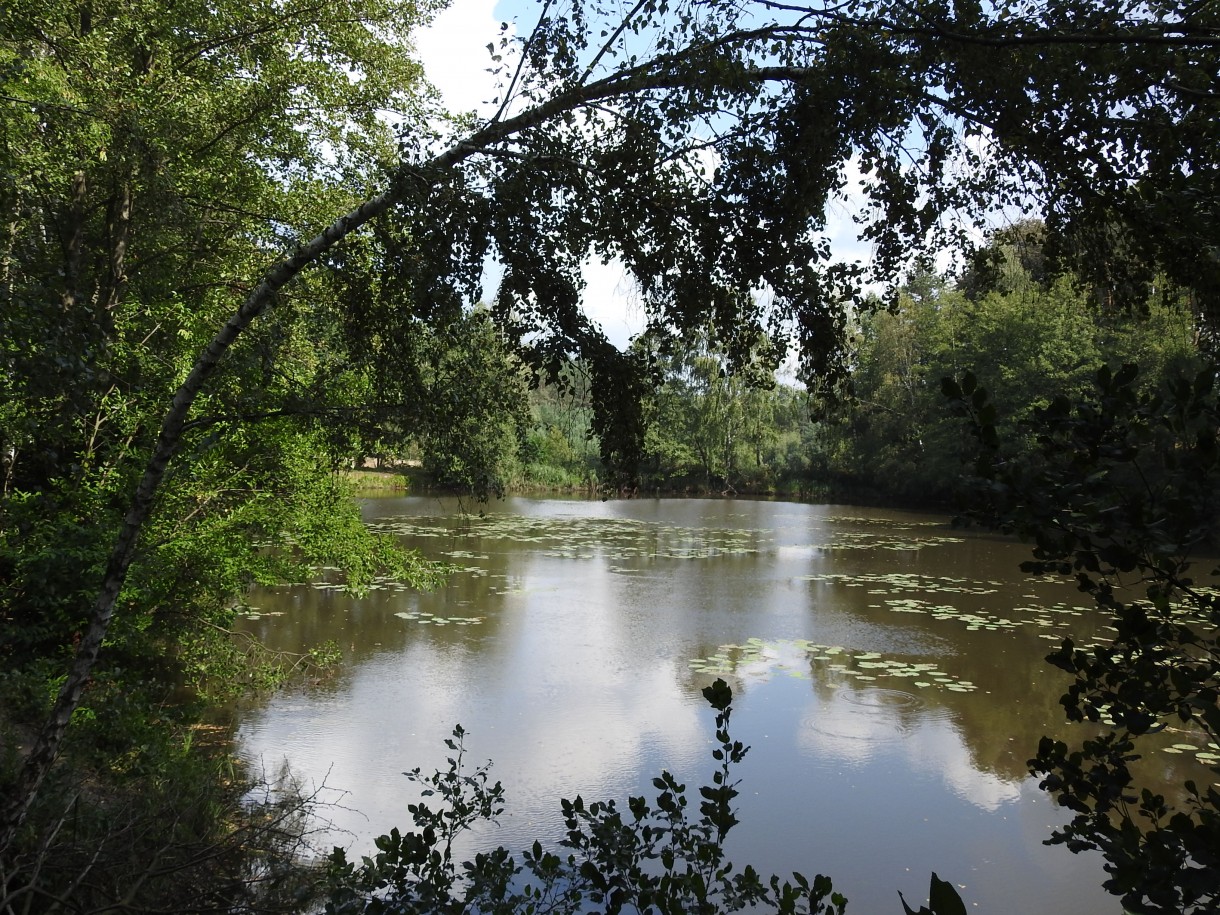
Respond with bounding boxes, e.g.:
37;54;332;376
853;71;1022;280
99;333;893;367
234;496;1213;914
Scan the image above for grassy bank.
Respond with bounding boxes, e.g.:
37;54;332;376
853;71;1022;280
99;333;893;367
343;469;412;492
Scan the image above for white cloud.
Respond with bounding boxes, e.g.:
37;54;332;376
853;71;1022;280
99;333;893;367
581;258;646;349
795;687;1022;812
413;0;511;116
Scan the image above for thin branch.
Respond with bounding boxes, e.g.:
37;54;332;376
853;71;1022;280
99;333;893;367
0;93;95;117
809;6;1220;48
580;0;654;84
173;2;335;69
1165;79;1220;100
490;0;558;125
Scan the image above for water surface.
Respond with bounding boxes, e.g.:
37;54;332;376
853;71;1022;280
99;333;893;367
236;496;1210;914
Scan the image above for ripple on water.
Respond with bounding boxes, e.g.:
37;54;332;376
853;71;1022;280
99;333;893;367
802;686;956;745
835;686;926;712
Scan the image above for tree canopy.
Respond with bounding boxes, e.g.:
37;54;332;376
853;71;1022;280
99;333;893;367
818;236;1202;504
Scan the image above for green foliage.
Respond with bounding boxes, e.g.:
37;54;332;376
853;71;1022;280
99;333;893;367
0;0;465;891
0;0;464;693
0;0;449;674
820;234;1201;504
322;208;536;497
515;338;818;496
637;327;817;493
520;365;604;490
0;739;329;914
325;680;857;915
0;0;426;486
947;364;1220;913
407;314;530;499
899;874;968;915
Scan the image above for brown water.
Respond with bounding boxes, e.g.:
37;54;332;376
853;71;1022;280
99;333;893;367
234;496;1214;914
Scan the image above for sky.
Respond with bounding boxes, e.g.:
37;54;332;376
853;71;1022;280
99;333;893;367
409;0;892;350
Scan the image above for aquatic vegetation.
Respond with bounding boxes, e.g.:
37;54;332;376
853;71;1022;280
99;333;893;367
392;611;485;626
802;570;1005;595
820;531;967;551
825;516;947;527
801;570;1095;637
1161;741;1220;765
365;512;765;562
234;609;284;621
815;517;966;551
687;637;978;692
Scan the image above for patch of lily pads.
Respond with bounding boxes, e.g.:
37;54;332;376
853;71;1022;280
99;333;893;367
687;637;978;692
365;513;765;563
234;608;283;620
814;516;966;551
818;531;967;551
305;568;469;594
825;516;947;529
366;512;979;561
800;570;1095;636
1160;740;1220;766
393;611;485;627
881;597;1024;632
803;571;1005;595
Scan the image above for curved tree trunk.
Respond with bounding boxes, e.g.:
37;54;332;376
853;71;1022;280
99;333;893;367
0;183;402;853
0;65;717;851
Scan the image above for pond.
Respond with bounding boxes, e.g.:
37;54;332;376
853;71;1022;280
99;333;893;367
234;496;1211;914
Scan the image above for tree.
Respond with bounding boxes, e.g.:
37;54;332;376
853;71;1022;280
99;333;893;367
909;2;1220;346
523;364;605;489
3;0;1219;878
638;325;807;493
821;231;1201;504
641;327;747;491
0;0;449;877
948;365;1220;913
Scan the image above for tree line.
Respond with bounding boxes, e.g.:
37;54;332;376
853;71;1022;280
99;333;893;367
481;220;1199;504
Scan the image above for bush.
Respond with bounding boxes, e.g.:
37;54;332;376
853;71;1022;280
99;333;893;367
324;680;967;915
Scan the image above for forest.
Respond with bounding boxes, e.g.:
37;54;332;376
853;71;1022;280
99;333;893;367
467;221;1204;503
1;0;1217;912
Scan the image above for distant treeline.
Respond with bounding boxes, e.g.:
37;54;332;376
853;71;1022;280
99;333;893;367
385;221;1201;506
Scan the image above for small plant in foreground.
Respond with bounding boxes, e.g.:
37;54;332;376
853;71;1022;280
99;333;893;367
325;679;968;915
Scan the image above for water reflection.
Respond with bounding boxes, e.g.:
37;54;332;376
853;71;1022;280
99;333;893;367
234;496;1164;914
801;685;1020;808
